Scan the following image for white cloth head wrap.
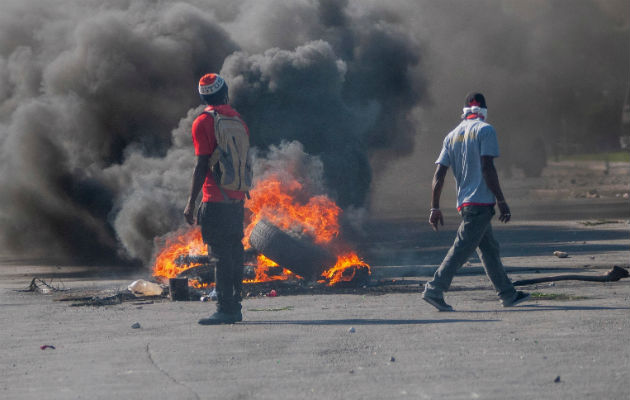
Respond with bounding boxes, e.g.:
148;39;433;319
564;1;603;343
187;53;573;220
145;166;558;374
461;106;487;120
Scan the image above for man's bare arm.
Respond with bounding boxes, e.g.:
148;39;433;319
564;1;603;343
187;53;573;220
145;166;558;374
431;164;448;209
184;155;209;225
481;156;511;223
429;164;448;231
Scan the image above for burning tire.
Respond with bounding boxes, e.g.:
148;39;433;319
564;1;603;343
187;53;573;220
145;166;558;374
249;219;337;280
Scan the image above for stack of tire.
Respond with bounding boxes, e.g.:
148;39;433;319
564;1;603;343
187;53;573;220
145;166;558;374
248;219;337;281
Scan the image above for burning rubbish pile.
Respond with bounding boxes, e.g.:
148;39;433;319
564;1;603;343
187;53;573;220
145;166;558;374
152;142;370;290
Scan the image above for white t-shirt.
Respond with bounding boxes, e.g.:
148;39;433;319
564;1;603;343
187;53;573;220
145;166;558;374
436;118;500;209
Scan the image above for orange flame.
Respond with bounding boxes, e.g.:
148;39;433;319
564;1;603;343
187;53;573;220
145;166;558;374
321;252;371;286
152;228;206;282
189;279;211;289
243;173;340;246
152;173;369;286
243;254;298;283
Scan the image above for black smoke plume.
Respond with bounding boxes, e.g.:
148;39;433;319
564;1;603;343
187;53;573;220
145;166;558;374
0;1;238;263
0;0;627;264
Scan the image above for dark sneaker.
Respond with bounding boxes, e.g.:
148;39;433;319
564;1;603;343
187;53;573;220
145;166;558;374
234;311;243;322
198;311;237;325
232;303;243;322
422;293;454;311
502;291;530;307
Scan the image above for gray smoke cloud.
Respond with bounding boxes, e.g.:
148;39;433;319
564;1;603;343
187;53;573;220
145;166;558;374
0;0;627;264
251;140;328;199
399;0;629;166
0;1;237;263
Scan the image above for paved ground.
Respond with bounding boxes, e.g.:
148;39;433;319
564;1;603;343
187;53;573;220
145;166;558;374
1;160;629;399
1;208;629;399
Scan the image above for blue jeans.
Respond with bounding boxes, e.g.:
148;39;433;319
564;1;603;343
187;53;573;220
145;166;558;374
424;205;516;302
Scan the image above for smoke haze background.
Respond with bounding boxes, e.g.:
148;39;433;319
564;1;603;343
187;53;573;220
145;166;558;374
0;0;627;265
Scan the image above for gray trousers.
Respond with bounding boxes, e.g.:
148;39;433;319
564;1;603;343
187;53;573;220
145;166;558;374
424;205;516;302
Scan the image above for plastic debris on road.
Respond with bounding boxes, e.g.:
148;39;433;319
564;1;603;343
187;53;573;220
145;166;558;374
553;251;568;258
128;280;163;296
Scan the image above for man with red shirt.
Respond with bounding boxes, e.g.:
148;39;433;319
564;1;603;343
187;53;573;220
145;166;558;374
184;73;249;324
422;92;529;311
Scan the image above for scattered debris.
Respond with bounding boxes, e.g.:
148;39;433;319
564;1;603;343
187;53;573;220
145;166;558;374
579;219;620;226
40;345;55;350
248;306;294;312
513;266;629;286
21;278;67;294
132;301;154;305
348;327;356;333
128;280;164;296
586;189;600;198
57;291;143;307
131;322;141;329
553;251;569;258
52;279;432;308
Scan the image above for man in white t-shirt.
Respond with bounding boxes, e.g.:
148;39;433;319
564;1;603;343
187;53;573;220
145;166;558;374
422;92;530;311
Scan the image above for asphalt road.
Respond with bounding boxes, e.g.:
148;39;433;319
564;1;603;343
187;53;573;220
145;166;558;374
1;199;628;399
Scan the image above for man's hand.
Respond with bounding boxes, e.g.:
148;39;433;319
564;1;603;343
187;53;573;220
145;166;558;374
429;208;444;231
184;201;196;225
429;164;448;232
497;201;511;223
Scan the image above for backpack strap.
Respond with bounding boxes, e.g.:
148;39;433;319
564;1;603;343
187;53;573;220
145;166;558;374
202;110;222;170
202;109;237;203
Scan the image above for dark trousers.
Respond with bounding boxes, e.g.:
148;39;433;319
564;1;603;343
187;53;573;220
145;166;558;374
198;201;244;313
